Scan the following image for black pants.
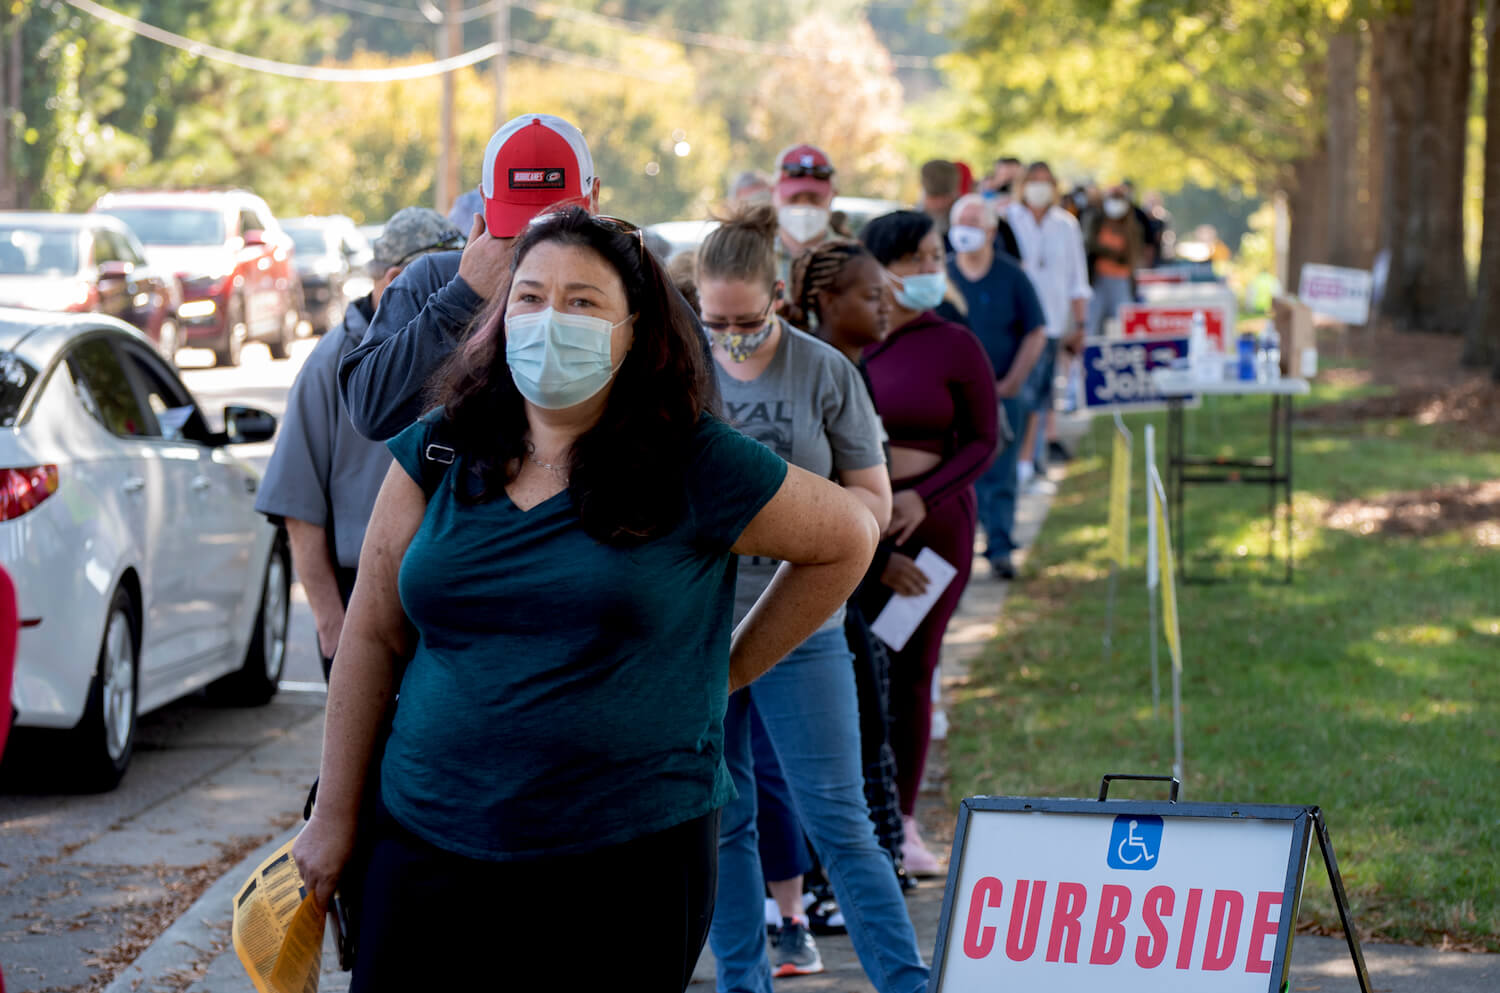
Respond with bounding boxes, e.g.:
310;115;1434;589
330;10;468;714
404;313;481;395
350;802;720;992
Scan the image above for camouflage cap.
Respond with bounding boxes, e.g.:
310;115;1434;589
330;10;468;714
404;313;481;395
371;207;465;270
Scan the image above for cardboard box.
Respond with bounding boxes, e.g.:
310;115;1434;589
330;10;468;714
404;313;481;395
1272;295;1316;378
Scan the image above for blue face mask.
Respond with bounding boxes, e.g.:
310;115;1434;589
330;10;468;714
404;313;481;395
505;307;630;410
893;271;947;312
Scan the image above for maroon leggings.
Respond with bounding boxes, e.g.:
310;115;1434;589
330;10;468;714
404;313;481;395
873;485;976;817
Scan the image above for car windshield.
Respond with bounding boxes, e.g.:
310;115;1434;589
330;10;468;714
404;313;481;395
98;208;225;247
0;227;79;275
286;228;329;256
1;350;38;426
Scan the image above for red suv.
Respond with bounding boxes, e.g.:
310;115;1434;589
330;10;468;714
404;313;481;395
93;190;301;366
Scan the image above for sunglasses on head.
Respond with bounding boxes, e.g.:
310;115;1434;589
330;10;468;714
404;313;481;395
781;163;834;181
528;208;646;260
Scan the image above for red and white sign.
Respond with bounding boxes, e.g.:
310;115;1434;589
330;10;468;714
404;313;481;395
1119;304;1230;348
934;810;1299;992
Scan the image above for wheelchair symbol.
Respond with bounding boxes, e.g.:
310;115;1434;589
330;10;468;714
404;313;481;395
1107;814;1163;870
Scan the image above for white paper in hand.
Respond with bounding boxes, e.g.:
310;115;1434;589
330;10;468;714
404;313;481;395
869;548;958;653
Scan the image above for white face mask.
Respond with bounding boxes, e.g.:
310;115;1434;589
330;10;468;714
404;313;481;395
949;225;989;254
1023;181;1055;210
1104;197;1130;219
778;205;830;244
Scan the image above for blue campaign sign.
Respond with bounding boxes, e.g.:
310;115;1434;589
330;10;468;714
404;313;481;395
1108;815;1164;870
1083;334;1195;413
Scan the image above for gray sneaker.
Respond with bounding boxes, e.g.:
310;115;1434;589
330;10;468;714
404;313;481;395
770;917;825;976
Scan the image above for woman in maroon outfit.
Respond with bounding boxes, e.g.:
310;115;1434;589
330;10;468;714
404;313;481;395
858;211;998;873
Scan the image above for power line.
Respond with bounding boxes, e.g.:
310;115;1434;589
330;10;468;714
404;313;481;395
62;0;500;80
60;0;671;82
514;1;934;70
316;0;937;70
315;0;505;25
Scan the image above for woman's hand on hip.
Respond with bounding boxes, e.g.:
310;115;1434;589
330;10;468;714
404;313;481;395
885;489;927;545
293;811;360;909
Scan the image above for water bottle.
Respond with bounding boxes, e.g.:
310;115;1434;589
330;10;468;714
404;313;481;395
1237;333;1257;381
1258;320;1281;382
1188;310;1215;382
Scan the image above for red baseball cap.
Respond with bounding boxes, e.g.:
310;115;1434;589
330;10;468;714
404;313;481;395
481;114;596;237
774;143;835;200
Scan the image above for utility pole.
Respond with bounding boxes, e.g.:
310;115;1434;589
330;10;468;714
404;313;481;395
492;0;509;127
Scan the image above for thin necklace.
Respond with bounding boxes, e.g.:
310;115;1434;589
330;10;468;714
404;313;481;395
524;442;569;479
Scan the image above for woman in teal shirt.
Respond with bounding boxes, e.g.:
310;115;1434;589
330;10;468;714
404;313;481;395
292;208;878;992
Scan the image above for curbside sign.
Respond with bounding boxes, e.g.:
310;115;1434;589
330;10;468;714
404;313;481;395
932;798;1314;993
1119;303;1230;348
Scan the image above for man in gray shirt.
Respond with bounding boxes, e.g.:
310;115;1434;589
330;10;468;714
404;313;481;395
255;208;464;678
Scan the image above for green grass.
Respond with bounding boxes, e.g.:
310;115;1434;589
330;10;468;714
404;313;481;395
947;376;1500;950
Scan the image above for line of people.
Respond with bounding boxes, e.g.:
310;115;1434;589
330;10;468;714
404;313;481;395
263;112;1162;993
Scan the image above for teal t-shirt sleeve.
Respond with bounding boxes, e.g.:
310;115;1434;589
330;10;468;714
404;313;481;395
689;416;789;553
385;413;434;485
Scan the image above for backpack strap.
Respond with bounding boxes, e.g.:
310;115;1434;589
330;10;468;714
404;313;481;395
418;415;457;499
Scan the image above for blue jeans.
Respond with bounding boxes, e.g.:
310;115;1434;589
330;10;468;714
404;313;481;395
975;395;1028;560
1022;338;1060;469
1086;274;1135;337
711;626;929;993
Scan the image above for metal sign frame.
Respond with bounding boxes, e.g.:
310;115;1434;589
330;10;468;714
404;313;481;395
929;778;1370;993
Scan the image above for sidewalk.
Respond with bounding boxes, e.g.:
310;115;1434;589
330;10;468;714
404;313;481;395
107;433;1496;993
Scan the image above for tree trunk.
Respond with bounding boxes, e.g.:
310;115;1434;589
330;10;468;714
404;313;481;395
1287;135;1331;293
0;11;21;209
1375;15;1415;324
1326;28;1362;267
1361;21;1385;269
1468;0;1500;369
1408;0;1475;333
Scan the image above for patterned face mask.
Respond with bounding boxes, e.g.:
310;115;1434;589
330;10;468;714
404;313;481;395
708;318;775;362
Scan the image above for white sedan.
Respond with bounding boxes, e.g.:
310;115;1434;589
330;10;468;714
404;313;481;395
1;308;289;790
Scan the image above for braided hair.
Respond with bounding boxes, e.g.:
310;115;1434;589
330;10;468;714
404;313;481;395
784;239;874;331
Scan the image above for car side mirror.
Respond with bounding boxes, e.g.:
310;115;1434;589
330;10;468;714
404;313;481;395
242;229;266;247
223;404;277;444
97;260;131;280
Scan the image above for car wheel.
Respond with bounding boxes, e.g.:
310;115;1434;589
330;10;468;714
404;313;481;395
214;296;246;367
67;587;138;791
207;533;289;706
158;319;180;366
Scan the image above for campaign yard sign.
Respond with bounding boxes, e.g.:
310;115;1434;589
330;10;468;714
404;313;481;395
931;798;1315;993
1119;302;1230;348
1083;334;1194;413
1299;263;1374;326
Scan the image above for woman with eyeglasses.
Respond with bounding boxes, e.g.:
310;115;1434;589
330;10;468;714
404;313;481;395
696;206;928;993
291;208;879;992
859;210;999;877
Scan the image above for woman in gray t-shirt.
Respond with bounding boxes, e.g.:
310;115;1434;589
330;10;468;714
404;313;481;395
695;205;928;993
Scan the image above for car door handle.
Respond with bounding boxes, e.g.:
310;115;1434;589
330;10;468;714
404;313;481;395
122;477;145;494
191;476;213;493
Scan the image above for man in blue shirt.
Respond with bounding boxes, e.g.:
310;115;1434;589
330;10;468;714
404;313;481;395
944;193;1047;579
257;208;465;678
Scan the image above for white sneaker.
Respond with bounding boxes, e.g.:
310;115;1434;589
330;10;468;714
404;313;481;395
1025;477;1058;496
1017;460;1035;487
901;816;944;877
